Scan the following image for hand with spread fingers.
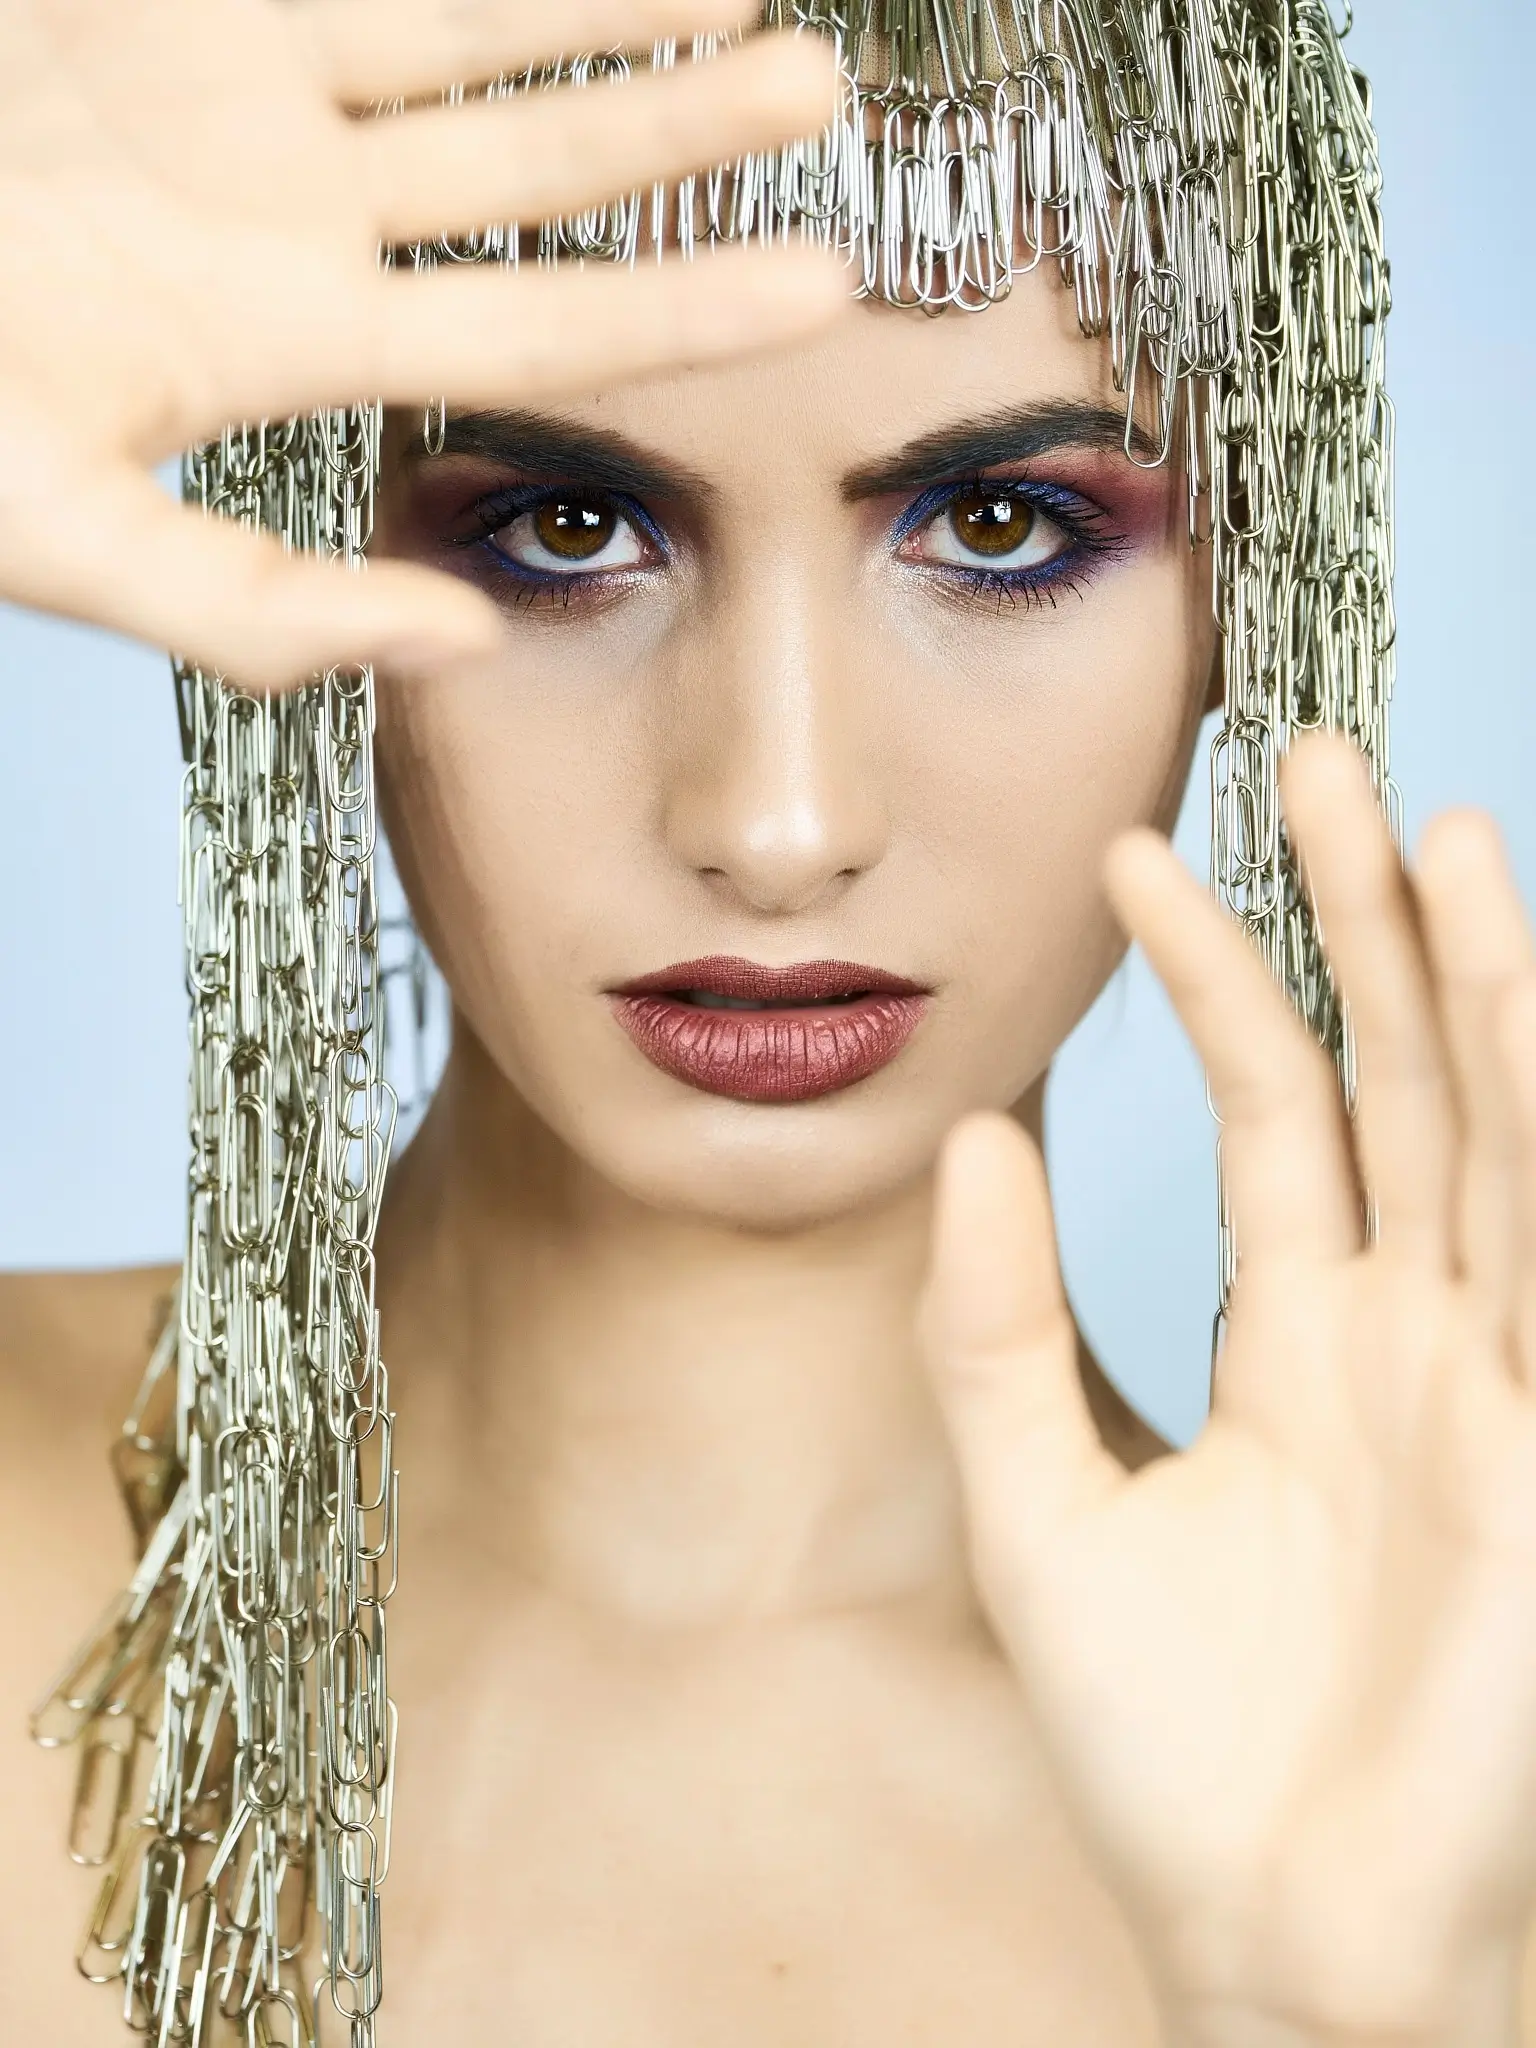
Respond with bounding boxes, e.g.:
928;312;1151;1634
921;732;1536;2048
0;0;840;689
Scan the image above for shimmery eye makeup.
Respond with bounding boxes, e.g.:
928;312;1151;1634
453;483;670;605
436;468;1129;616
891;475;1129;610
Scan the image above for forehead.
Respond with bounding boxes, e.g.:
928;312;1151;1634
428;263;1130;490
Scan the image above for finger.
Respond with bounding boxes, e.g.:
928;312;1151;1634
1496;973;1536;1391
299;0;768;105
1103;830;1361;1265
312;243;848;420
920;1114;1121;1573
11;461;501;692
359;34;840;245
1281;732;1457;1270
1415;809;1536;1329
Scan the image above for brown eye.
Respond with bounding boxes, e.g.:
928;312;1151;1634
903;486;1071;580
487;495;649;579
533;497;617;561
949;490;1037;557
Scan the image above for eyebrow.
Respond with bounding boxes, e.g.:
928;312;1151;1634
417;409;717;502
841;401;1160;499
415;397;1157;503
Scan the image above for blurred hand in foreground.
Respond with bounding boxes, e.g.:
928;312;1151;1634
0;0;842;687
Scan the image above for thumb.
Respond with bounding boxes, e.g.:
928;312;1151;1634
920;1113;1121;1576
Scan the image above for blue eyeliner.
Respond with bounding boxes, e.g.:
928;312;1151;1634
459;482;671;593
455;473;1126;608
888;474;1127;605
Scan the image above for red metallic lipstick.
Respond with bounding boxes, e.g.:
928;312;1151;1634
608;957;931;1104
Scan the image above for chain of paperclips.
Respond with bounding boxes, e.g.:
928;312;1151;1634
34;408;398;2047
36;2;1391;2039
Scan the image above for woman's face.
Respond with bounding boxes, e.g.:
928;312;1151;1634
373;267;1217;1231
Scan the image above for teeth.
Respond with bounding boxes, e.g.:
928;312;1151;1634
683;992;861;1010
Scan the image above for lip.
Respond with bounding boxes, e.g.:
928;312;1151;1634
607;956;931;1104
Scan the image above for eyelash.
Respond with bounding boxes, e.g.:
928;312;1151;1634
455;476;1124;614
453;484;668;610
890;476;1126;613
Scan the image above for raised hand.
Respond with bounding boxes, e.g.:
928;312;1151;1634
922;733;1536;2048
0;0;840;687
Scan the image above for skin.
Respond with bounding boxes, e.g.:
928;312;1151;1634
7;8;1536;2048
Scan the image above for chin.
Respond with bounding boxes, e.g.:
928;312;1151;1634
573;1088;958;1235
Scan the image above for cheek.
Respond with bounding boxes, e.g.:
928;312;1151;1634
373;656;641;1051
889;553;1207;1062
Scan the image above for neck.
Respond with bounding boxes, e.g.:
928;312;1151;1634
378;1029;1045;1633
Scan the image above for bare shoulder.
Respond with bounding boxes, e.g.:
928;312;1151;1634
0;1262;176;1658
0;1267;177;2038
0;1264;176;1427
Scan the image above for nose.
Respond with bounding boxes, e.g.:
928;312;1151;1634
659;567;889;918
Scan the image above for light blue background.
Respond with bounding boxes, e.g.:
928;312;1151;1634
2;0;1531;1447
